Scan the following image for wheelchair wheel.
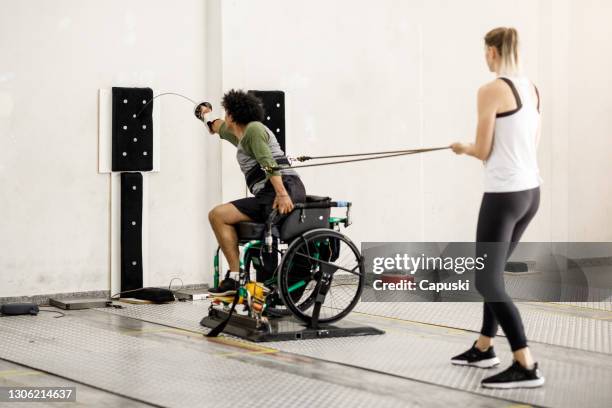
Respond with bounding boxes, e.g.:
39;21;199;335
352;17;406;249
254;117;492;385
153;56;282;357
278;228;364;325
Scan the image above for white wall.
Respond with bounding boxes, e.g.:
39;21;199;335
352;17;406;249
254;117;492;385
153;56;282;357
0;0;219;297
1;0;610;298
217;0;611;248
218;0;538;244
566;0;612;241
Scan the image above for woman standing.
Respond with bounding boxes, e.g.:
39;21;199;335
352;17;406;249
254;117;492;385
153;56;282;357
450;27;545;389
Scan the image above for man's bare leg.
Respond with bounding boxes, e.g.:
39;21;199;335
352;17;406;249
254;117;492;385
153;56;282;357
208;203;252;273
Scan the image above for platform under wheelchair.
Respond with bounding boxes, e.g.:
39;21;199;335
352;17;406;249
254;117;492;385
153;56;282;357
200;195;384;342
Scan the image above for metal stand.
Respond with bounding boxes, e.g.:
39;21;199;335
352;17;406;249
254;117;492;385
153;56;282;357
201;308;384;342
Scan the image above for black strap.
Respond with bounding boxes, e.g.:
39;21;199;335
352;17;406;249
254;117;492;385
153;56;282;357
206;289;240;338
533;84;541;113
496;77;523;118
245;157;291;191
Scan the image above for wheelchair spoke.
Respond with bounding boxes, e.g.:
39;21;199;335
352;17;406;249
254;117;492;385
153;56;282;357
278;230;365;324
291;251;362;276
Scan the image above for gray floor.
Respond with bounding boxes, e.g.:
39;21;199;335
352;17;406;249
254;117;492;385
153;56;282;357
0;300;610;407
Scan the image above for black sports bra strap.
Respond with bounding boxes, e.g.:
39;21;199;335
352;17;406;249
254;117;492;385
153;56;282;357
496;77;523;118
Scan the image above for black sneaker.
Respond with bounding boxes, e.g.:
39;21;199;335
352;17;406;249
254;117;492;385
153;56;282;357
481;361;545;389
451;341;500;368
208;277;239;296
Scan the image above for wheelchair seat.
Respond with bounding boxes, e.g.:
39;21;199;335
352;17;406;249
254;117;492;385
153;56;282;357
235;195;331;242
236;222;279;241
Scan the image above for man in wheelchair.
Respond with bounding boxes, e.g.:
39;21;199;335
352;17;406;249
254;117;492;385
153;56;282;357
202;90;306;296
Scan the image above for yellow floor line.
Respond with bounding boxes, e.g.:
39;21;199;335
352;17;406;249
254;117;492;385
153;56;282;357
353;311;465;334
530;302;612;320
216;349;279;358
120;327;203;338
207;336;278;354
0;369;43;378
116;320;279;353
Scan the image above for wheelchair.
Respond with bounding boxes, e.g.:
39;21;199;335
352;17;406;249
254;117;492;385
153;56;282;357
210;195;365;329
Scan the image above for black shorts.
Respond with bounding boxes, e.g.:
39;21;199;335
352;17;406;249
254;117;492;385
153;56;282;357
230;175;306;223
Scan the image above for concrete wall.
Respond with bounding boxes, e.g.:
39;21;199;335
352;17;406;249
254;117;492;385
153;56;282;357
0;0;218;297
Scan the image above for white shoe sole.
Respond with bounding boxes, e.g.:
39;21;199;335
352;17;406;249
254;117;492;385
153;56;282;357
451;357;501;368
482;377;546;389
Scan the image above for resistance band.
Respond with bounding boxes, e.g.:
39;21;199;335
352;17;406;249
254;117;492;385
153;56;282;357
265;146;451;172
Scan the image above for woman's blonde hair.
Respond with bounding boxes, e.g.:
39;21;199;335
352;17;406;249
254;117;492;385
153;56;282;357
485;27;520;75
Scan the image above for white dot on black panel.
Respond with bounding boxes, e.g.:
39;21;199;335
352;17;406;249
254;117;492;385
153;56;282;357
123;99;128;104
132;261;137;266
133;137;138;142
122;152;127;157
142;125;146;130
123;125;127;130
142;100;146;104
132;185;137;190
131;221;136;226
276;128;280;133
266;116;270;121
143;151;148;156
276;103;280;108
133;114;137;118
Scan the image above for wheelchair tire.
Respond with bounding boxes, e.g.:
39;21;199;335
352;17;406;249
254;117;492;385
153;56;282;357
278;228;364;325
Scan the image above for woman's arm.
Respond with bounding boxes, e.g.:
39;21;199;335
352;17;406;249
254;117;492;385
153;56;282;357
451;84;498;161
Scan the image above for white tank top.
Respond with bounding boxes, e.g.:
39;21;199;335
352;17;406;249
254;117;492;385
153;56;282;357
484;76;541;193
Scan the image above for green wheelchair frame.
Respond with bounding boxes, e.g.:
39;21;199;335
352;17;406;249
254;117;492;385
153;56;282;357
210;200;364;328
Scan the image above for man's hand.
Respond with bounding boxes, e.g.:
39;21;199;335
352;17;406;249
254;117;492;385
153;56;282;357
205;118;223;135
273;194;294;215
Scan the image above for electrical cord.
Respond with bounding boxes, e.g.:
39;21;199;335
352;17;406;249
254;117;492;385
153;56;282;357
135;92;199;117
38;308;66;318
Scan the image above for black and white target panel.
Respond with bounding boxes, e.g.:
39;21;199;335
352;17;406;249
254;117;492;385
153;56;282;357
249;90;286;152
99;87;160;294
112;87;154;172
120;172;144;292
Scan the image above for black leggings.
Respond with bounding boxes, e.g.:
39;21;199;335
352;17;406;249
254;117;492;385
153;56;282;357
475;187;540;351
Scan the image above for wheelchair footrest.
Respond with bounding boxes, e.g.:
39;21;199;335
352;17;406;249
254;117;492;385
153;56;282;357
200;307;384;342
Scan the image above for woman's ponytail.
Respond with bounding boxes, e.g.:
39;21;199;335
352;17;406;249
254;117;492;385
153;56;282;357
485;27;520;75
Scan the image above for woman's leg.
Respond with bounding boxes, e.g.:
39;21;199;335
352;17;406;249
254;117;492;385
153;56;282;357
476;304;498;350
475;190;537;356
506;188;540;368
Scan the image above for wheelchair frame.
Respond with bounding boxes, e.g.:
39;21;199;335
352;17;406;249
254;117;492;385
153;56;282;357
210;198;362;329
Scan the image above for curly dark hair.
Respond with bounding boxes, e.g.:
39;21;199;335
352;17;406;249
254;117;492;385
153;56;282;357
221;89;265;126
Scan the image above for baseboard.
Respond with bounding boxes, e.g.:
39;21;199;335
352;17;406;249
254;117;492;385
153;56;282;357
0;283;209;306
